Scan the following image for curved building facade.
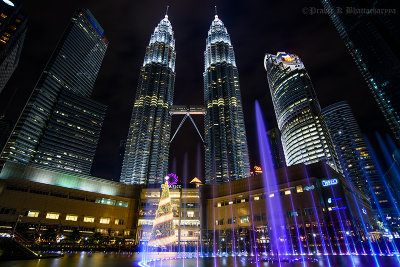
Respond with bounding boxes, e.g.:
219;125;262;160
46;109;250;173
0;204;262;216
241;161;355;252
120;15;176;185
322;101;380;196
204;15;250;183
264;52;340;171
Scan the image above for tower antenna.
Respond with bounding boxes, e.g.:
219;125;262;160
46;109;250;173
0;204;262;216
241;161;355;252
214;5;217;16
166;5;169;17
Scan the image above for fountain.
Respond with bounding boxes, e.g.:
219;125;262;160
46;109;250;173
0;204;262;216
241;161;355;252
138;103;400;266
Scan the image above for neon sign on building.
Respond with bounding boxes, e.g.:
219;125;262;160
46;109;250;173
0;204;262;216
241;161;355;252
322;178;338;187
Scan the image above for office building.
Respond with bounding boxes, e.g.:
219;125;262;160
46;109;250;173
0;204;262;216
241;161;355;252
120;15;176;185
0;160;376;253
322;101;380;195
264;52;340;171
321;0;400;144
0;0;27;94
203;14;250;183
0;9;108;174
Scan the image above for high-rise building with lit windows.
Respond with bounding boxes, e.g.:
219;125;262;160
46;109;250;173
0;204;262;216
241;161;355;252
321;0;400;144
204;15;250;184
0;9;108;174
264;52;340;171
322;101;380;195
0;0;27;94
120;15;175;185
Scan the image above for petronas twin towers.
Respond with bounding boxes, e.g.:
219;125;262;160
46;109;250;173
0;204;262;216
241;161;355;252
120;14;250;185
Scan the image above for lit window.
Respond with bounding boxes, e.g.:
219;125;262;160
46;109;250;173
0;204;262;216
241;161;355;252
240;216;249;223
269;193;274;198
66;214;78;221
217;202;222;207
100;217;110;224
84;216;95;223
95;198;116;206
46;212;60;220
285;190;291;195
116;201;128;207
215;219;224;226
187;211;194;218
115;219;124;225
254;196;260;201
296;186;303;193
27;211;39;217
96;228;107;234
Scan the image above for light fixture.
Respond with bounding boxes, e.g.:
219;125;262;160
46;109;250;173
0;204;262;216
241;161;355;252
3;0;14;7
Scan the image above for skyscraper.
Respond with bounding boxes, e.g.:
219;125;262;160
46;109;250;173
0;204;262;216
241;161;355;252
0;115;10;151
120;15;175;185
264;52;340;171
322;101;379;194
267;128;286;169
0;9;108;174
204;15;250;183
321;0;400;144
0;0;27;94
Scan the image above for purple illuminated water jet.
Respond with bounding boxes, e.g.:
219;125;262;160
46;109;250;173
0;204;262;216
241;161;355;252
255;100;289;257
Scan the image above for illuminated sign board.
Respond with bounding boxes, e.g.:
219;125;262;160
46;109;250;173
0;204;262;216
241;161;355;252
322;179;338;187
254;166;262;174
282;55;293;62
331;207;346;211
304;185;315;191
169;184;182;189
166;173;179;186
362;207;367;215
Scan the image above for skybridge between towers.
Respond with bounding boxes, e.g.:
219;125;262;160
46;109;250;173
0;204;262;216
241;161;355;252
169;105;206;144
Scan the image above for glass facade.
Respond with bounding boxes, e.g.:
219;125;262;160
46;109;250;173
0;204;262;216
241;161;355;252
33;89;106;173
321;101;386;206
0;1;27;94
204;15;250;183
321;0;400;143
0;9;108;174
120;15;175;185
264;52;340;171
322;102;379;190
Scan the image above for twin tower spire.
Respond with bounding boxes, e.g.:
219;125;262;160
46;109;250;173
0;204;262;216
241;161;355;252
120;10;250;185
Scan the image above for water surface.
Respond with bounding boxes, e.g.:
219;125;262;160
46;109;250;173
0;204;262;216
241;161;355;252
3;252;400;267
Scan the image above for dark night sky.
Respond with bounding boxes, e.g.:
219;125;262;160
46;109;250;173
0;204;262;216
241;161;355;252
0;0;392;181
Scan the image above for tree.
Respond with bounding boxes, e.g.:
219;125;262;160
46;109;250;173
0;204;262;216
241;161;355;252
148;180;177;247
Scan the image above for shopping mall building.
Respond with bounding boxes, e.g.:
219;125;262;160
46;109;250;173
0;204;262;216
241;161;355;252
0;161;377;252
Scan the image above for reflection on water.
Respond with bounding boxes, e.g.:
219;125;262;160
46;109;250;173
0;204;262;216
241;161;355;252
4;252;400;267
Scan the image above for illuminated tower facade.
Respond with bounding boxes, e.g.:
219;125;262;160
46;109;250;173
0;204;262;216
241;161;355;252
0;0;27;94
204;15;250;183
264;52;340;171
322;101;379;194
321;0;400;144
0;9;108;174
120;15;175;185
